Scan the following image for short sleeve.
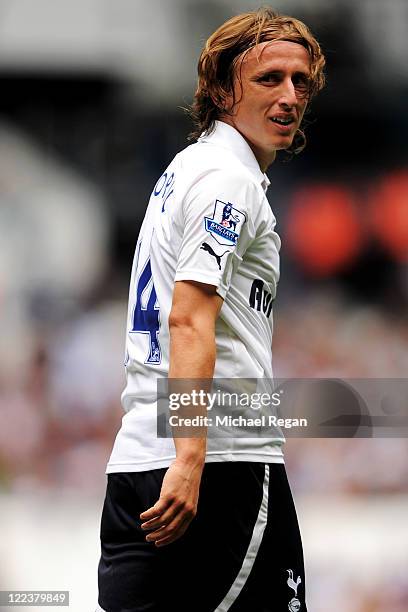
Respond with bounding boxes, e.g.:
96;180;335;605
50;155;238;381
174;170;258;298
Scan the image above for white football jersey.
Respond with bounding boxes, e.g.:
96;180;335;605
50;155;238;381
107;120;285;473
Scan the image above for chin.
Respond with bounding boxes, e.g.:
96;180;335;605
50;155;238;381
273;139;294;151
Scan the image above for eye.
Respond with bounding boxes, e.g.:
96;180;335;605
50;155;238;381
293;74;310;93
257;72;280;84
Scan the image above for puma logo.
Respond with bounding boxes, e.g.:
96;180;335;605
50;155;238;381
200;242;230;270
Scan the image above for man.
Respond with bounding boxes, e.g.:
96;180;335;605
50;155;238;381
97;8;325;612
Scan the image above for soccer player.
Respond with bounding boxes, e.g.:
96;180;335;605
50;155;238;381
97;8;325;612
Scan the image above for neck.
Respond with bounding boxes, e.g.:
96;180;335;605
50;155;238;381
246;141;276;172
218;117;276;172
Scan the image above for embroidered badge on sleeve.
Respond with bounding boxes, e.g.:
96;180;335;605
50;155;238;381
204;199;246;246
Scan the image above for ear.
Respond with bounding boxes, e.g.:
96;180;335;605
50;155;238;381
222;89;234;113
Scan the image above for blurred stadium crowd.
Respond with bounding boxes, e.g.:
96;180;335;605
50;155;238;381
1;287;408;496
0;1;407;610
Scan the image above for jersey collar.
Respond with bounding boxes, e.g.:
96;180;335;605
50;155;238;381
198;120;270;193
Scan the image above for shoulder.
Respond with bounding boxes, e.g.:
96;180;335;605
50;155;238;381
178;143;262;200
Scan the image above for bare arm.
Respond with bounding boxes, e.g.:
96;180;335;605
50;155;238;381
140;280;223;546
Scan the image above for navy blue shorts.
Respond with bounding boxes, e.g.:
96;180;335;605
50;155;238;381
97;462;307;612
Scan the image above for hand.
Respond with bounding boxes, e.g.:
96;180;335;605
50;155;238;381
140;457;204;547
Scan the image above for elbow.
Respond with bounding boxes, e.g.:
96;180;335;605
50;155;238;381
168;311;215;338
169;312;199;333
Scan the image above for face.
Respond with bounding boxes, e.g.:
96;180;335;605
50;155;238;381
222;40;311;170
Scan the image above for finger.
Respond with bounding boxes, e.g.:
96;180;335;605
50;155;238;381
147;519;189;546
154;517;191;547
141;504;179;531
140;497;172;521
146;510;193;544
145;515;184;543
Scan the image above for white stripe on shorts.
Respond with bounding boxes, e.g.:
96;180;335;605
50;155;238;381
214;464;270;612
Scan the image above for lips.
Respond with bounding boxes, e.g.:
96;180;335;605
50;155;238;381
269;117;295;132
270;115;294;125
269;114;296;126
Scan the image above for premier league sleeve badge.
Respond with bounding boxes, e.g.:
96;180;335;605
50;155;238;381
204;199;247;246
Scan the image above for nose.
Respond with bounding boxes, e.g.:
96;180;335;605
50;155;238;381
277;77;297;109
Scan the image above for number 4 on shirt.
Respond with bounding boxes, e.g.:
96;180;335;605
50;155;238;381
131;258;161;364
